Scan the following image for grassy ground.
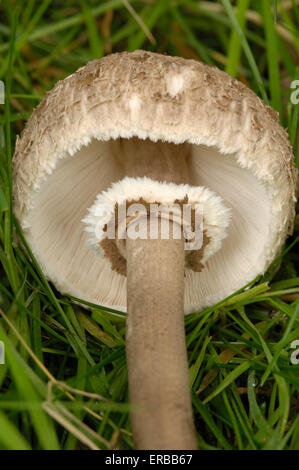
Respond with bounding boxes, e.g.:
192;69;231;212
0;0;298;451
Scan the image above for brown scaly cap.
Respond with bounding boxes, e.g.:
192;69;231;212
14;50;296;223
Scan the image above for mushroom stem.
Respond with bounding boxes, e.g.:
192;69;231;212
113;137;197;448
126;220;197;450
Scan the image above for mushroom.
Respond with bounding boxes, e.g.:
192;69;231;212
13;51;297;450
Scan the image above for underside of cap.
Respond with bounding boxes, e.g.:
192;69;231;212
83;176;231;274
13;50;297;314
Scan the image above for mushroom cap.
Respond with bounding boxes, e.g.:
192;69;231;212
13;50;297;314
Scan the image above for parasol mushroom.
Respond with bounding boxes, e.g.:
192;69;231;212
13;50;297;450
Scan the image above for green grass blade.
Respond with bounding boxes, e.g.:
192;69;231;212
0;411;32;450
0;323;60;449
261;0;282;114
225;0;250;77
221;0;269;103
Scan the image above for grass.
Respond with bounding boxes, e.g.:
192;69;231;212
0;0;298;450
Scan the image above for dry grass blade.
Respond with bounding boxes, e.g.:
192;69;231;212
122;0;156;45
42;402;102;450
